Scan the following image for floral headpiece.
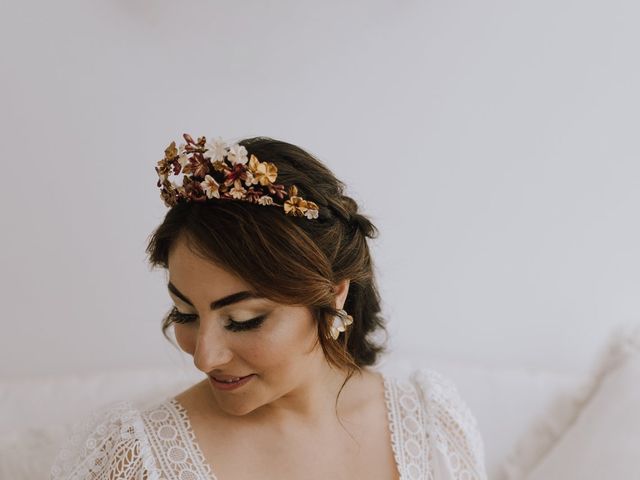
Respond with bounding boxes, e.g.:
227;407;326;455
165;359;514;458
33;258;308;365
155;133;320;220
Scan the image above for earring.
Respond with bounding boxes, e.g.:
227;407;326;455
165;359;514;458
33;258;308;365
329;309;354;340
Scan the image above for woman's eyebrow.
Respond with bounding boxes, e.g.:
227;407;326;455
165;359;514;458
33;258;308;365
167;281;264;310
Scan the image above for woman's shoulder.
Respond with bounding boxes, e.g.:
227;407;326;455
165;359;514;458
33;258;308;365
138;394;192;434
137;390;219;480
50;399;161;480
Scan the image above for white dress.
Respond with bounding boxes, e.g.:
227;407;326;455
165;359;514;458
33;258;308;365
49;368;488;480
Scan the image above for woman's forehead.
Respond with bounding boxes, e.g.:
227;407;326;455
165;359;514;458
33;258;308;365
169;243;240;281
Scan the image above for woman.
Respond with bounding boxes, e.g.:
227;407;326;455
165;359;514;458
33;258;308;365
50;134;488;479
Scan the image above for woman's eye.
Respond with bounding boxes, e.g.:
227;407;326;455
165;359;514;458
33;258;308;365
167;307;266;332
168;308;198;324
225;315;267;332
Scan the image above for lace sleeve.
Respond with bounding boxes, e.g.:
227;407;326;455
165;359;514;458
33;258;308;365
412;369;488;480
49;400;160;480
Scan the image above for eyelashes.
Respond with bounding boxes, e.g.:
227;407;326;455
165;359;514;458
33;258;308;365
167;306;267;332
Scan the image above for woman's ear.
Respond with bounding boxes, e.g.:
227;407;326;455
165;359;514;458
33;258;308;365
333;278;351;310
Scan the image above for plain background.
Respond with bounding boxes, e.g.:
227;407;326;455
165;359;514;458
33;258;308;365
1;0;638;379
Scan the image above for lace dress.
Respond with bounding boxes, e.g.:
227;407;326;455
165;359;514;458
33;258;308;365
49;368;488;479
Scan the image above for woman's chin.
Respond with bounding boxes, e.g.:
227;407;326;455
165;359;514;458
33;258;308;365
207;387;261;416
214;397;259;417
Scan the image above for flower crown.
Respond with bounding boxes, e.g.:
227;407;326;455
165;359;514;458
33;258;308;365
155;133;320;220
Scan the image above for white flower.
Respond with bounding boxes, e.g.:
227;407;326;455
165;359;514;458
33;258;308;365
201;175;221;199
305;208;319;219
257;195;273;205
204;137;228;162
227;143;248;165
177;143;187;156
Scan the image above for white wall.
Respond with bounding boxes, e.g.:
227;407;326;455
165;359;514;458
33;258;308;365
1;0;638;379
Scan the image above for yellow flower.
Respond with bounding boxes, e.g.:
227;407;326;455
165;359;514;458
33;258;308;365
247;154;260;174
229;179;247;199
284;196;308;216
201;175;221;199
248;154;278;186
261;163;278;185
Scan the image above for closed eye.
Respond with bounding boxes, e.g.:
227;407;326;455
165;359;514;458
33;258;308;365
167;307;267;332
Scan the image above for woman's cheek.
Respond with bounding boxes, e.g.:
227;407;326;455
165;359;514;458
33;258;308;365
244;333;286;368
174;324;196;355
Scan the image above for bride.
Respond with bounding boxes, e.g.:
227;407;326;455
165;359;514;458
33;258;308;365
50;133;487;480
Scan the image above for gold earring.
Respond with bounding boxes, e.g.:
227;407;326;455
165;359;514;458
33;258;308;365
329;309;354;340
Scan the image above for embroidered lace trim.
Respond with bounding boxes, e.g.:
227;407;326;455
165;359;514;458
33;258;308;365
49;400;160;480
413;368;488;480
140;398;216;480
382;370;428;479
49;368;486;480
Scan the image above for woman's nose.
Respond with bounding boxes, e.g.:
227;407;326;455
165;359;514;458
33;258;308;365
192;327;233;373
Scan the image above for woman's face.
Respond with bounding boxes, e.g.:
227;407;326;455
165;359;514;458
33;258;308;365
167;236;338;418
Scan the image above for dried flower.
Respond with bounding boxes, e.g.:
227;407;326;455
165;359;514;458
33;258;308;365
201;174;221;199
204;137;228;162
227;144;248;165
229;179;247;199
156;133;320;220
247;154;278;186
284;196;307;217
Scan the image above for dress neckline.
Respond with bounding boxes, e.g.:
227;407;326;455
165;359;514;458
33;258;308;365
166;370;404;480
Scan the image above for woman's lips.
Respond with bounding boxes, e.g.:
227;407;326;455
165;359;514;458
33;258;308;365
209;374;255;391
211;374;251;381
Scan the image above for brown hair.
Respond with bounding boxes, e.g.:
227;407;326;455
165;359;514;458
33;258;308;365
145;136;389;417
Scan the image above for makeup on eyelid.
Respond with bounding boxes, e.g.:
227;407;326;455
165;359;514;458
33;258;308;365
167;307;268;332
